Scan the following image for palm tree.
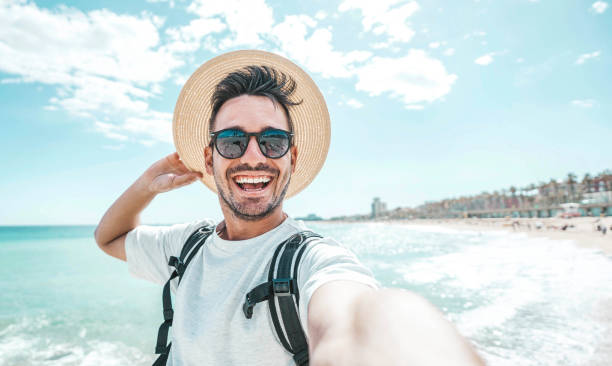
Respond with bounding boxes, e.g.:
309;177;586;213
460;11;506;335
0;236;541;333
550;179;560;205
583;173;592;190
582;173;593;200
567;172;577;201
536;181;548;206
600;170;612;192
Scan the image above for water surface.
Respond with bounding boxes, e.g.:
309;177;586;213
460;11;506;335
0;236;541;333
1;223;610;365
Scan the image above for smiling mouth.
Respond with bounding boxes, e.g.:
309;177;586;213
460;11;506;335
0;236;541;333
232;175;272;192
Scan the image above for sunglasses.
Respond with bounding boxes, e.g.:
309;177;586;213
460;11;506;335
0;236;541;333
210;128;294;159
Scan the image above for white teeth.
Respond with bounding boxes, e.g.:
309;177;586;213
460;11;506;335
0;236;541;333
234;176;271;184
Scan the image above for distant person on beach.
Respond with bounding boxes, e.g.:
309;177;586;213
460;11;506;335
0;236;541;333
94;51;484;366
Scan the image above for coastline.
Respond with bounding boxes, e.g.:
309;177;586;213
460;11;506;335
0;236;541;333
320;217;612;256
400;217;612;256
334;216;612;365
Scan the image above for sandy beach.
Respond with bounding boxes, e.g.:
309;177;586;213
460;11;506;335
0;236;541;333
397;216;612;256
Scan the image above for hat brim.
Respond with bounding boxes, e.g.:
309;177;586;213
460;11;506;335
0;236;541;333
173;50;330;199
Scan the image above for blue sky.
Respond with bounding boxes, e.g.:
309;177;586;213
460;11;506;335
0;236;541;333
1;0;610;225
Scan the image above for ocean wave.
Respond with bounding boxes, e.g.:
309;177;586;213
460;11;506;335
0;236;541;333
0;315;154;366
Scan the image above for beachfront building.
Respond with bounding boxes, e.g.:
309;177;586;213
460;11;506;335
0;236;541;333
371;197;387;218
414;170;612;218
330;170;612;220
296;213;323;221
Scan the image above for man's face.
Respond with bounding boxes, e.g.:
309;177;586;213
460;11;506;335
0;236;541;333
204;95;297;221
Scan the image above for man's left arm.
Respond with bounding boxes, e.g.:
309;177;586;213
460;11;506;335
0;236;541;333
307;281;486;366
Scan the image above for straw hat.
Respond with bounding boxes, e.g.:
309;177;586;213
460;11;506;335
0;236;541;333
173;50;331;198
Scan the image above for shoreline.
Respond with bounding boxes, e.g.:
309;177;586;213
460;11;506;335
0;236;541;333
320;217;612;256
320;216;612;365
408;217;612;366
403;217;612;256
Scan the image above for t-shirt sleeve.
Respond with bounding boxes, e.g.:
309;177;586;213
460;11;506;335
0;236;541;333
124;219;215;286
296;237;380;338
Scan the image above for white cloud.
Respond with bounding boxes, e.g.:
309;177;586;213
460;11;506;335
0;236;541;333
1;0;460;146
315;10;328;20
443;48;455;56
0;1;181;144
591;1;608;13
174;74;189;86
464;31;486;39
123;112;173;144
50;76;152;118
429;42;441;49
95;122;129;141
0;3;179;84
146;0;176;7
516;57;525;63
575;51;601;65
103;144;126;150
338;0;419;44
570;99;597;108
139;140;157;147
474;53;494;65
0;77;23;84
271;15;371;78
371;42;391;49
164;17;226;54
345;98;364;109
354;50;457;108
186;0;274;49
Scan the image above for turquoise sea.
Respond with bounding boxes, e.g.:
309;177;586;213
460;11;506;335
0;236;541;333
1;222;611;365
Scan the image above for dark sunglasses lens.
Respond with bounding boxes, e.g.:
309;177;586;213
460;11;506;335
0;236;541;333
259;129;290;158
216;129;247;158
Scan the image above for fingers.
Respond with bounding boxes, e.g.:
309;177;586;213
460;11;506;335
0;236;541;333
168;152;194;175
164;152;180;164
149;171;203;194
172;172;202;188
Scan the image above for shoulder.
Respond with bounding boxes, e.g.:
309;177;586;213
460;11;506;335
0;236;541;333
174;218;217;243
127;218;216;252
282;218;357;266
124;218;216;284
283;216;311;233
300;236;358;269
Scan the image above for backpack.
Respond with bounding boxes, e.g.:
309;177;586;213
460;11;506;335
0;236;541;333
152;224;322;366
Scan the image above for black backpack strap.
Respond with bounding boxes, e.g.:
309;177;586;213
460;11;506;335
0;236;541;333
153;224;214;366
243;231;321;366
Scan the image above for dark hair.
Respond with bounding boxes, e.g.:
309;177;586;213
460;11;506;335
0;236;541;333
209;65;302;134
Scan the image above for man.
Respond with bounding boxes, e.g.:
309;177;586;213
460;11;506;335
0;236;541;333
95;50;484;366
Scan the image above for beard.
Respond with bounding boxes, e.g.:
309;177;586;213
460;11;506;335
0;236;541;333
213;162;291;222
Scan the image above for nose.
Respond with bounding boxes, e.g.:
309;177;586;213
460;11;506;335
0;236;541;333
240;135;267;165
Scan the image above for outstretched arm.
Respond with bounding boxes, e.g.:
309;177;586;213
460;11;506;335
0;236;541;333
94;152;202;261
308;282;485;366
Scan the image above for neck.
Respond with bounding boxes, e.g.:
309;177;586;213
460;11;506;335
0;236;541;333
217;205;287;241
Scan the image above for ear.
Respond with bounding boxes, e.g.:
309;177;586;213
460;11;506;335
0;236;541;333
204;145;214;175
290;145;298;173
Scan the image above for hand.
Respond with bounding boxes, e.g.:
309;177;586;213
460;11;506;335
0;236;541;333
309;287;486;366
143;152;203;194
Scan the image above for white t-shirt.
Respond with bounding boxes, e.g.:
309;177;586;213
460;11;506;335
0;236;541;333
125;216;378;365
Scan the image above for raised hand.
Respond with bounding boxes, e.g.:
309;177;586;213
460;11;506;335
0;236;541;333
144;152;203;194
